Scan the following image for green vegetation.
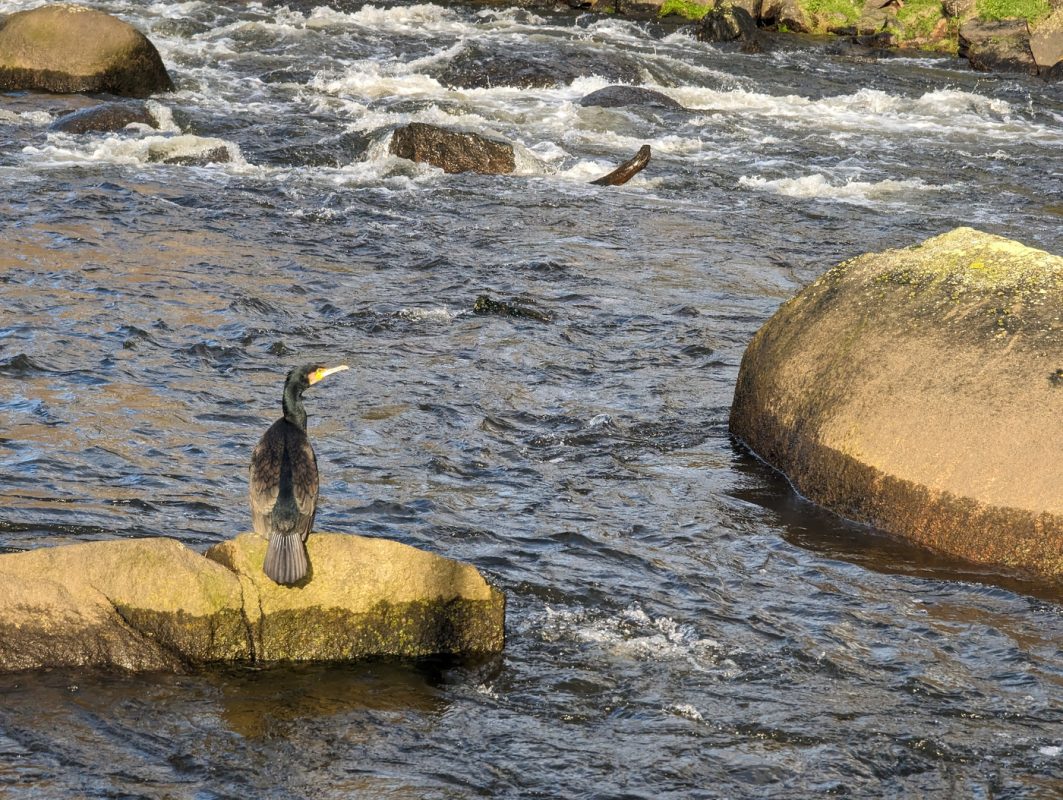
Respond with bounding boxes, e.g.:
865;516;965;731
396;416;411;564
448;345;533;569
896;0;945;41
802;0;861;26
976;0;1050;22
658;0;714;20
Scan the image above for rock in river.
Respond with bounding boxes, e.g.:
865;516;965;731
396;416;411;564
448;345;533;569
730;228;1063;580
436;43;641;90
0;533;504;671
579;85;685;111
206;534;505;663
49;101;158;134
0;4;174;97
389;122;515;175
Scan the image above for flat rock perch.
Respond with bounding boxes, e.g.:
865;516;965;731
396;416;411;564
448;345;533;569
0;534;504;672
730;227;1063;580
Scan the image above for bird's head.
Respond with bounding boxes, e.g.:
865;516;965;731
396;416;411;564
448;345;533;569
287;363;350;391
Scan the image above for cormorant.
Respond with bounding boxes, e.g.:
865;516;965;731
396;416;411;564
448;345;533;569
249;363;348;585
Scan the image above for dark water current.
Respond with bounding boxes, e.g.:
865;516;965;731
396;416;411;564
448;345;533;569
1;0;1062;797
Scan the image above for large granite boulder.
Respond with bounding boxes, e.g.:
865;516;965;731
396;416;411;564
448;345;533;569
389;122;515;175
0;4;174;97
730;228;1063;580
0;533;504;671
206;534;505;662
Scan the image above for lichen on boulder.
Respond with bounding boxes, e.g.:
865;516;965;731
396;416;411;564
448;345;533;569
0;4;174;97
730;228;1063;580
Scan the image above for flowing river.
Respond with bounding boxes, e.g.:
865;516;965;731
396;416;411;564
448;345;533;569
0;0;1061;797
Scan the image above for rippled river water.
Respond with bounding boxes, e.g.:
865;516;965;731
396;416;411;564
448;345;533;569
1;0;1062;797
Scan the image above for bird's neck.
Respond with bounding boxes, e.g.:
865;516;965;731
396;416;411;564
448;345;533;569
282;386;308;431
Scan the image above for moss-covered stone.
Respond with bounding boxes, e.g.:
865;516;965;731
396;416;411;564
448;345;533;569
206;533;505;662
0;533;505;672
731;228;1063;581
0;4;174;97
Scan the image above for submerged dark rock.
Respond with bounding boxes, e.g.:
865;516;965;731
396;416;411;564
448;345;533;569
389;122;515;175
579;85;684;110
436;43;641;89
473;293;552;322
591;144;651;186
0;4;174;97
49;101;157;134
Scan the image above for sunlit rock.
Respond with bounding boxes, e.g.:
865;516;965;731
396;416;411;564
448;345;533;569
0;534;505;671
0;538;249;671
0;4;174;97
590;144;652;186
206;533;506;662
730;228;1063;580
760;0;811;32
389;122;515;175
1030;8;1063;77
958;19;1038;75
146;134;231;166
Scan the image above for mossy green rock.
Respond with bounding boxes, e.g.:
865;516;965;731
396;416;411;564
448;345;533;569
0;4;174;97
731;228;1063;580
0;534;505;672
205;533;505;662
0;538;248;671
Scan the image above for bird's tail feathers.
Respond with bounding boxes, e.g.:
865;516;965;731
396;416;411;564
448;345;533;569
264;532;309;586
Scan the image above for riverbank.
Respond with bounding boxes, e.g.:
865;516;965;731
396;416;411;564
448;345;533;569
466;0;1063;78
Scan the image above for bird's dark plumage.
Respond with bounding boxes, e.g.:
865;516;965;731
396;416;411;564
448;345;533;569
249;363;347;585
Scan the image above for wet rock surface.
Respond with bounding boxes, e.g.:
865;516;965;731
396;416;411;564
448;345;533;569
730;228;1063;580
49;101;157;134
579;85;685;110
0;4;174;97
435;42;641;89
389;122;515;174
590;143;652;186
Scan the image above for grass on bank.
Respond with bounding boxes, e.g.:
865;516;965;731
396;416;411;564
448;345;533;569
658;0;714;20
976;0;1051;21
803;0;861;27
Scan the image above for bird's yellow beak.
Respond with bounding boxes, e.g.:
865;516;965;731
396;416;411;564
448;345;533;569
309;365;349;385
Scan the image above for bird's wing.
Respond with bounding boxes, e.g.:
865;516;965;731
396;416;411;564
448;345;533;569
287;426;319;521
249;425;283;536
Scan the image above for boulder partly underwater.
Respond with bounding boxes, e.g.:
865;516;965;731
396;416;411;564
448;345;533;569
730;228;1063;580
0;534;504;672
